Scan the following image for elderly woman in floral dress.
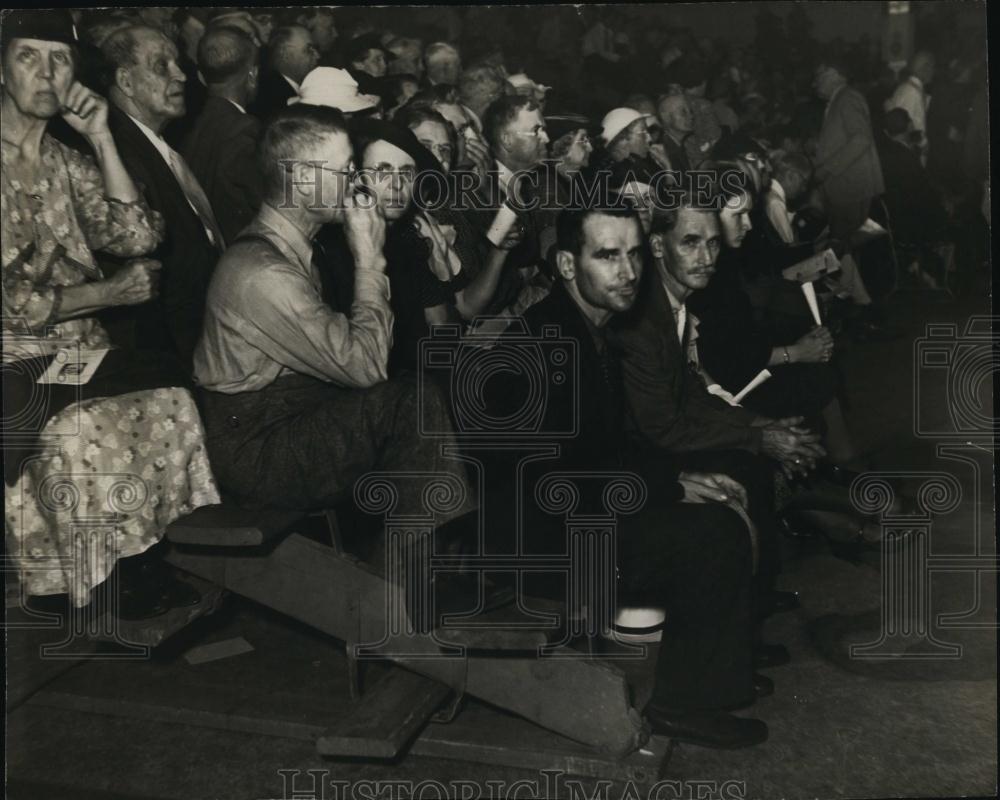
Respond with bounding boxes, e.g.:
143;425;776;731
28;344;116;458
2;11;219;618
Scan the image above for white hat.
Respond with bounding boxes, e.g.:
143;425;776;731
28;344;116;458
600;107;653;145
507;72;551;95
289;67;379;113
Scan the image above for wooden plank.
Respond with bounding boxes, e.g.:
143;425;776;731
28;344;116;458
411;705;670;784
166;534;648;757
166;504;304;547
26;690;327;741
315;668;450;758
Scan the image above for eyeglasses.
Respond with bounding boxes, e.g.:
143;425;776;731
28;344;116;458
285;161;358;182
514;126;548;139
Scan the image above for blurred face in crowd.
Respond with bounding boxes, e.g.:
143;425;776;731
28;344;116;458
411;118;453;172
137;7;178;40
618;181;654;234
619;117;652;159
427;52;461;86
355;48;387;78
360;139;416;221
812;64;843;100
117;29;187;131
780;168;809;203
302;10;337;54
558;213;644;325
558;129;594;173
718;191;753;249
435;101;483;167
1;38;75;120
281;26;321;83
652;206;722;300
912;52;935;85
501;105;549;169
657;94;694;139
252;12;275;44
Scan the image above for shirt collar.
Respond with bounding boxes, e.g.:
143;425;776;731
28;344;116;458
226;98;247;115
907;75;924;91
770;179;787;203
282;73;300;93
257;203;315;269
662;279;685;313
125;111;173;163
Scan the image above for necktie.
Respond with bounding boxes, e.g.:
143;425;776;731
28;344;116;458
165;147;225;251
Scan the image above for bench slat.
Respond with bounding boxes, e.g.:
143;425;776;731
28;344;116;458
166;505;304;547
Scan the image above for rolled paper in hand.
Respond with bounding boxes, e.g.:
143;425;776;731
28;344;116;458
801;281;822;326
486;203;519;247
707;383;739;406
732;369;772;405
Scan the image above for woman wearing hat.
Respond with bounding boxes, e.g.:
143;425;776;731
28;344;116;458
2;10;218;617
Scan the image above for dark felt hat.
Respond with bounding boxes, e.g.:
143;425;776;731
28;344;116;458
1;9;78;49
349;117;447;207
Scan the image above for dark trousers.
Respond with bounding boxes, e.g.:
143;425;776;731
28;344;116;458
198;373;472;520
671;449;781;617
618;500;755;712
517;484;755;713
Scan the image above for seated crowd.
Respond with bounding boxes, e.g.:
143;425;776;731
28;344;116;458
1;7;989;751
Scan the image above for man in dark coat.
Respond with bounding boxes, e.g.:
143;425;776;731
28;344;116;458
101;24;224;370
181;25;264;245
483;203;769;749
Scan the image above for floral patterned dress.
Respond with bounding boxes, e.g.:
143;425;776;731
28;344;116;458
2;134;220;605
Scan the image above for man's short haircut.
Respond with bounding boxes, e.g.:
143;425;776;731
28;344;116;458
394;105;458;161
198;25;258;84
406;83;460;110
649;186;720;238
556;202;638;258
267;25;306;69
99;24;158;92
482;94;536;151
816;51;852;81
458;63;505;102
424;41;460;65
259;104;349;202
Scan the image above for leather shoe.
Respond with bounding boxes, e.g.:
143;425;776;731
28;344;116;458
721;674;775;711
754;643;791;669
644;705;768;749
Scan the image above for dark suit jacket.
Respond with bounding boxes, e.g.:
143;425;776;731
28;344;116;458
815;85;884;221
104;107;221;371
181;96;264;246
612;271;763;455
480;283;683;553
250;69;296;122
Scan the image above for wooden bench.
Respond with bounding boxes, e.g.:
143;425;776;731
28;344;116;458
159;502;649;762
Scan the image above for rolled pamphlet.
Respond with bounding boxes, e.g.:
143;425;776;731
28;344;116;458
801;281;822;326
486;203;519;247
707;383;739;406
732;369;772;405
